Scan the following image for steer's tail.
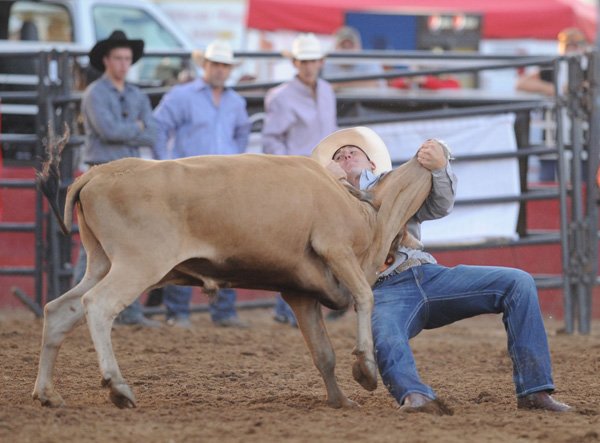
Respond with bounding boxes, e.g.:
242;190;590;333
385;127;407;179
36;124;71;234
36;124;94;236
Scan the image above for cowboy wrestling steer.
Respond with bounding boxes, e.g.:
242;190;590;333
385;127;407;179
33;129;432;409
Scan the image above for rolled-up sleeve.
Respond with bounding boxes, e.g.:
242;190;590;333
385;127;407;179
414;162;457;222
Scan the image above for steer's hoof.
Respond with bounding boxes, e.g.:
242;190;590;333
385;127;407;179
33;389;65;408
109;383;137;409
327;396;360;409
352;359;378;392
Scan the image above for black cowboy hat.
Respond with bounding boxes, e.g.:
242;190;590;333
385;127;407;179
88;30;144;72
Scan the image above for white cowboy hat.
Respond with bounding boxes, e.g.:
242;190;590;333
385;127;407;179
290;33;325;61
311;127;393;175
192;40;237;66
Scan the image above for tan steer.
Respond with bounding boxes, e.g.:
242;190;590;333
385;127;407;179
33;128;432;409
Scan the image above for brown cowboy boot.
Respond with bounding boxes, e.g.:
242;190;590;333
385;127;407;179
517;392;572;412
400;393;454;416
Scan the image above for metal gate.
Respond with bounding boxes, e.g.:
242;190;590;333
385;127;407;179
1;47;597;333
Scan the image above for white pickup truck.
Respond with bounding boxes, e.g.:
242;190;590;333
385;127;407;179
0;0;195;163
0;0;195;84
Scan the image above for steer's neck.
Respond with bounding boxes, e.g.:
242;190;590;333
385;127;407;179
363;157;432;282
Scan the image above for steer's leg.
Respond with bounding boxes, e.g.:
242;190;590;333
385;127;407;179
33;242;110;407
33;280;93;407
282;292;357;408
314;249;378;392
81;264;156;409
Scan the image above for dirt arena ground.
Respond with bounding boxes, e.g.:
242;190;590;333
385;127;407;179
1;307;599;443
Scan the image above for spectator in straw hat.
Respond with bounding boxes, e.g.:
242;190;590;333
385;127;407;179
75;29;159;327
262;32;338;326
311;126;572;415
152;39;250;329
516;27;588;96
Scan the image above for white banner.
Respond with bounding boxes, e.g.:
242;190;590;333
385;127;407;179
370;113;520;245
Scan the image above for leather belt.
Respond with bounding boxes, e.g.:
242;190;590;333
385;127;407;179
375;257;424;284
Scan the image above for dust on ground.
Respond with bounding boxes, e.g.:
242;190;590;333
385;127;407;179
1;308;599;443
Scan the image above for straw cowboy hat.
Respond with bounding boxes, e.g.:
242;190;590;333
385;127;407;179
287;33;325;61
311;127;393;175
89;30;144;72
192;40;238;66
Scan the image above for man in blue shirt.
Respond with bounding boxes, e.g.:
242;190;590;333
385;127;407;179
154;40;250;159
153;39;251;328
75;30;159;328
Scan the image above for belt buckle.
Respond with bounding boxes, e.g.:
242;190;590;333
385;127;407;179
376;258;421;284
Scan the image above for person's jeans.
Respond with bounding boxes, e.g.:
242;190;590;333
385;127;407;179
73;244;144;322
372;264;554;406
162;285;191;320
163;285;238;323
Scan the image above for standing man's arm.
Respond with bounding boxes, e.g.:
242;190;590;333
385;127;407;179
322;80;338;132
234;101;251;152
152;89;183;160
262;93;294;155
516;71;555;96
127;93;156;147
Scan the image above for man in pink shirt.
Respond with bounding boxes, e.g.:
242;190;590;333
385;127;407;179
262;33;337;156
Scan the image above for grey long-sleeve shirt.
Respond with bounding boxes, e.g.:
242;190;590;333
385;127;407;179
360;163;457;275
81;76;156;164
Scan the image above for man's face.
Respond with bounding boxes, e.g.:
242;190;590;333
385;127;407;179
293;58;323;86
560;42;585;55
338;38;358;50
103;47;133;81
203;60;233;89
333;145;375;176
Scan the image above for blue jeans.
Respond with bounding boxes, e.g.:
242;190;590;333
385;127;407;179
372;264;554;405
163;285;238;323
